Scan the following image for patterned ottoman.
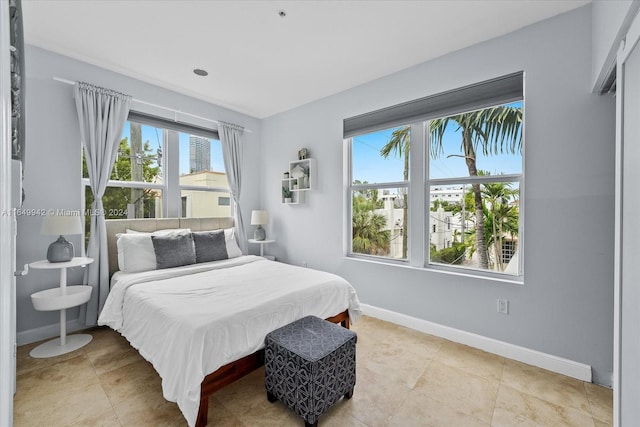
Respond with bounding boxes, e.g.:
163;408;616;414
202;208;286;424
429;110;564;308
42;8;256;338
264;315;357;427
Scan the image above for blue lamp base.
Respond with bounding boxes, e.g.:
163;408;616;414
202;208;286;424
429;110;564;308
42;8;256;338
47;235;74;263
254;225;266;241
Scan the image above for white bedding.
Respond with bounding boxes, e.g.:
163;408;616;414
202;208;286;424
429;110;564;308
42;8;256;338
98;255;362;427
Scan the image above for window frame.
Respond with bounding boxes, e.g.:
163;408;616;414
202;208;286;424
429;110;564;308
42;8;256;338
81;111;232;222
425;172;524;278
344;73;524;282
347;176;411;264
346;123;524;280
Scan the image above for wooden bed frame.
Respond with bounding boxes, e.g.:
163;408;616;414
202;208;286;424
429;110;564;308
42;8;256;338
104;218;352;427
195;310;350;427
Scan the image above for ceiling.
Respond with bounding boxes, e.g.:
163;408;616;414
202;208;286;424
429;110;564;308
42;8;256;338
22;0;590;119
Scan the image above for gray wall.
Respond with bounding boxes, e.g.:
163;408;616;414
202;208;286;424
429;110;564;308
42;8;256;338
260;6;615;385
16;46;262;338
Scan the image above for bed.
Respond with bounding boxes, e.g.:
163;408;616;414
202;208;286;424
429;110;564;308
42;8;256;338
98;217;362;427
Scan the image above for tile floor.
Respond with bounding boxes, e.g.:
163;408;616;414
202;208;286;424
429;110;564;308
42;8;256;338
14;316;612;426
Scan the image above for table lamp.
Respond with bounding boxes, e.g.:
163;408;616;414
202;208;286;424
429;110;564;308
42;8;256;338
251;210;268;241
41;215;83;262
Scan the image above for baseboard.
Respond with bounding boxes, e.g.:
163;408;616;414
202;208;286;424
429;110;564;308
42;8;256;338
17;305;592;382
16;319;89;346
361;303;592;383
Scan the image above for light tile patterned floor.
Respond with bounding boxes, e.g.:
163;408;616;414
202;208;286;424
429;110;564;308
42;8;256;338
14;316;612;426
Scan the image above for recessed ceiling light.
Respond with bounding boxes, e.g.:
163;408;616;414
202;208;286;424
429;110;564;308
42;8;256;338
277;10;286;18
193;69;208;77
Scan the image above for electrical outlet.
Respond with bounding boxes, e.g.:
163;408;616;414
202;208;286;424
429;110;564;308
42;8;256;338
497;299;509;315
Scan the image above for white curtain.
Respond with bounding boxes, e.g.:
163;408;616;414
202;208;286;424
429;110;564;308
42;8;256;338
74;82;131;325
218;121;247;253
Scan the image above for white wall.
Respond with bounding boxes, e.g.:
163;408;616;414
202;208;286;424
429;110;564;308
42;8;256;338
261;6;615;385
16;46;261;341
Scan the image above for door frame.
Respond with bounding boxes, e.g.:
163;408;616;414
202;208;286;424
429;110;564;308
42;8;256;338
0;1;15;426
614;9;640;427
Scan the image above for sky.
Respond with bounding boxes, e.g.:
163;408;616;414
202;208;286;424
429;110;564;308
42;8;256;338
121;123;225;178
122;101;522;186
352;101;523;184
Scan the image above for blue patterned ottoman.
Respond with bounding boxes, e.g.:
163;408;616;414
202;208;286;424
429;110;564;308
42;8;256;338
264;315;357;427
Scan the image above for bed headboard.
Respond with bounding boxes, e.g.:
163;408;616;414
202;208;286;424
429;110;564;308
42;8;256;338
105;217;234;277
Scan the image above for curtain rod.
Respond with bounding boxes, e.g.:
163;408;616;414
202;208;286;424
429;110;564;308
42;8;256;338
53;77;252;133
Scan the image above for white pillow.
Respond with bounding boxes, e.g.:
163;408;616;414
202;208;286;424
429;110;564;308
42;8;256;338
126;228;191;235
116;234;157;273
117;228;191;272
223;228;243;258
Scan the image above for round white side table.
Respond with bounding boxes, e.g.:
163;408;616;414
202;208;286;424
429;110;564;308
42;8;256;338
28;256;94;358
248;239;276;258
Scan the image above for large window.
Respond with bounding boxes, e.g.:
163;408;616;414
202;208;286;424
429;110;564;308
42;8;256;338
82;113;230;227
345;73;524;278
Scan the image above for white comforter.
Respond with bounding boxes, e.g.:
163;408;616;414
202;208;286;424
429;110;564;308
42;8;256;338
98;255;362;427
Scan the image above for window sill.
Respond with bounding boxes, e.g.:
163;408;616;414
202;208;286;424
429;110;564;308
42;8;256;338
344;254;524;285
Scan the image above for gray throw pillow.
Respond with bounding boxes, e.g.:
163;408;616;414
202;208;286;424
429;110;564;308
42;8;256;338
151;233;196;269
191;230;228;263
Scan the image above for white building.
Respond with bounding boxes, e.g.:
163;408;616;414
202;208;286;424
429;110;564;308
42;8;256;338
430;206;455;251
375;190;463;257
430;186;464;206
180;171;231;218
374;192;405;259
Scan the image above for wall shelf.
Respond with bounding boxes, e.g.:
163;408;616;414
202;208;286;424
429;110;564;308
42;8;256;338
282;158;316;204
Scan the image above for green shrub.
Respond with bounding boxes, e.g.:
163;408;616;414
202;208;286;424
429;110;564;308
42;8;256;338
430;242;466;265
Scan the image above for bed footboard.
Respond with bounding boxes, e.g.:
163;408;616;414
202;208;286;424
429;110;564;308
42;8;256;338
196;350;265;427
195;310;351;427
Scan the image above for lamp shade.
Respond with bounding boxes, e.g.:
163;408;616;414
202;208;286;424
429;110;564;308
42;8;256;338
251;210;269;225
41;215;83;236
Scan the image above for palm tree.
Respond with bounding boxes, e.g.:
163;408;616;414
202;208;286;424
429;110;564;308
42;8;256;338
430;106;522;269
482;181;519;270
353;180;383;208
352;192;391;255
381;105;522;269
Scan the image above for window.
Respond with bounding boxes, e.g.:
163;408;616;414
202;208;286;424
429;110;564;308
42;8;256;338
502;240;517;265
428;102;522;274
82;121;164;223
82;112;230;228
345;72;523;278
350;126;409;260
178;133;231;218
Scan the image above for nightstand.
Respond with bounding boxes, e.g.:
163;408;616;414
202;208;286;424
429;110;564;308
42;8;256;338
28;256;94;358
248;239;276;259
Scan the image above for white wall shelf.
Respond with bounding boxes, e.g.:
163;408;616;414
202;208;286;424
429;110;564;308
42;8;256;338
281;158;316;204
